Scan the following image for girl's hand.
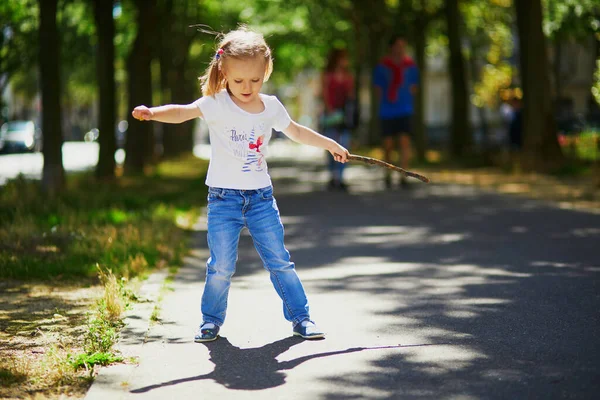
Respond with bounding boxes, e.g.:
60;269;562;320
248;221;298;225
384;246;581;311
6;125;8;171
329;142;349;163
132;105;153;121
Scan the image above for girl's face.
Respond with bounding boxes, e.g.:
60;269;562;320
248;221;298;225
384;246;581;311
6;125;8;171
223;57;266;104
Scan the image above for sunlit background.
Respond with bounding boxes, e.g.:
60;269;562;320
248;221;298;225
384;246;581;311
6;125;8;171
1;1;600;398
1;0;599;185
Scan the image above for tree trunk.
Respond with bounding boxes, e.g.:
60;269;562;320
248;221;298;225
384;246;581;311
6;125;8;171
38;0;65;194
125;0;157;175
553;41;562;100
350;11;367;145
367;24;382;146
515;0;564;171
158;0;175;158
445;0;472;158
469;42;490;156
413;16;428;162
160;34;195;156
93;0;117;180
352;13;363;145
167;61;195;154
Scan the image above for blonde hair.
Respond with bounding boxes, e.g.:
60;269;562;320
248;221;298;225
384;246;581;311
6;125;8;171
200;27;274;97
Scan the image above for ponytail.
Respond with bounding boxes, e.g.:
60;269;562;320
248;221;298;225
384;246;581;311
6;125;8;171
200;57;225;97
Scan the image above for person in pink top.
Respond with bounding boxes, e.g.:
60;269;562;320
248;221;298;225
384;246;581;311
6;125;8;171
321;49;355;191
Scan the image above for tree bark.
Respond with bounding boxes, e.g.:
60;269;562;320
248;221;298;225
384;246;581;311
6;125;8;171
93;0;117;180
469;42;489;156
166;61;195;155
38;0;65;194
445;0;472;158
125;0;157;175
352;13;363;143
413;15;427;162
553;41;562;100
159;0;195;158
158;0;175;158
515;0;564;171
367;25;382;146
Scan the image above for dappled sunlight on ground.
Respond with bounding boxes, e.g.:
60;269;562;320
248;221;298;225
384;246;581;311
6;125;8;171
84;152;599;399
0;281;102;398
218;160;599;399
425;167;599;214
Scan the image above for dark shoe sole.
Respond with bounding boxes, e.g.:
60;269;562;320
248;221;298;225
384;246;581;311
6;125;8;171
194;335;219;343
293;331;325;340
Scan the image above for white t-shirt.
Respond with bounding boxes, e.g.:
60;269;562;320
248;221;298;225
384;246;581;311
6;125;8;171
194;90;292;190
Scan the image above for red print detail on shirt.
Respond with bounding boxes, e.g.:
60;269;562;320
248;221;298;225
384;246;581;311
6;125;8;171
249;135;264;153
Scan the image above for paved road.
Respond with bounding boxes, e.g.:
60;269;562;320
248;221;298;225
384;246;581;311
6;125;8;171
86;154;600;400
0;142;104;185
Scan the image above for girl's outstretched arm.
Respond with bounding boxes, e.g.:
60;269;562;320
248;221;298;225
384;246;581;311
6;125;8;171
283;121;349;163
132;103;202;124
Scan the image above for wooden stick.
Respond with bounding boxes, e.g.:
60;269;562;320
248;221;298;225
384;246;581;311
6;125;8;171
346;154;430;183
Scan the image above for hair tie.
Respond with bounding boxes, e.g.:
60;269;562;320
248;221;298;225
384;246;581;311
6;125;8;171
215;48;224;60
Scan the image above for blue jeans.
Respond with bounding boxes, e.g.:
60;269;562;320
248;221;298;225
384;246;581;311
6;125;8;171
324;127;351;181
201;186;310;327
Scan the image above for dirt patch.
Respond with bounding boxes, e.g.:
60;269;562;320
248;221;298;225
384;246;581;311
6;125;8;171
0;280;102;399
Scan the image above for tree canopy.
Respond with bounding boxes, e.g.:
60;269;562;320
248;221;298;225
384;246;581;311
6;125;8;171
1;0;599;182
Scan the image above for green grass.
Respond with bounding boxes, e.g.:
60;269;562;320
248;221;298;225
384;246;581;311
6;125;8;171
560;130;600;161
0;155;209;280
68;352;123;371
575;130;599;162
67;269;132;377
150;305;161;322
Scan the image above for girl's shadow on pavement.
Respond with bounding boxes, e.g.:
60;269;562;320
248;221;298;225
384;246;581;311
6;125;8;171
130;336;388;393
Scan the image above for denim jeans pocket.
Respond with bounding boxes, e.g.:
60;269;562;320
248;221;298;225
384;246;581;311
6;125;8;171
260;187;274;200
207;187;225;202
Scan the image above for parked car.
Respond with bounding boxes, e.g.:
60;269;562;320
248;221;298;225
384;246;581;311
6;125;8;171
0;120;42;153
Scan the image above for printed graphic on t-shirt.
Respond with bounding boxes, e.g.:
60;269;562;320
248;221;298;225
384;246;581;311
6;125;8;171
225;123;267;173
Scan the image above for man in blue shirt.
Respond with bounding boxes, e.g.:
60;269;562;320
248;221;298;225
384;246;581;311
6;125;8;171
373;35;419;188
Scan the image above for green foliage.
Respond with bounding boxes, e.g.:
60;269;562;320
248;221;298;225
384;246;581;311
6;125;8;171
577;131;600;161
69;264;135;374
68;352;123;371
544;0;600;41
205;0;358;82
462;0;515;109
0;0;39;108
58;1;97;109
83;314;120;354
559;130;600;161
150;305;160;322
593;59;600;106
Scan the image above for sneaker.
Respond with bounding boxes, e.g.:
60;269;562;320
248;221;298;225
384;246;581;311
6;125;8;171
293;319;325;339
194;322;220;342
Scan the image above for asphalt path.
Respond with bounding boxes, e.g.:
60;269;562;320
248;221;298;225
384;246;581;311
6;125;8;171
82;153;600;399
0;142;101;185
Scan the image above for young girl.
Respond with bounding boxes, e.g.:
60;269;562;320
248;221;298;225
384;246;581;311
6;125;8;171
132;28;348;342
